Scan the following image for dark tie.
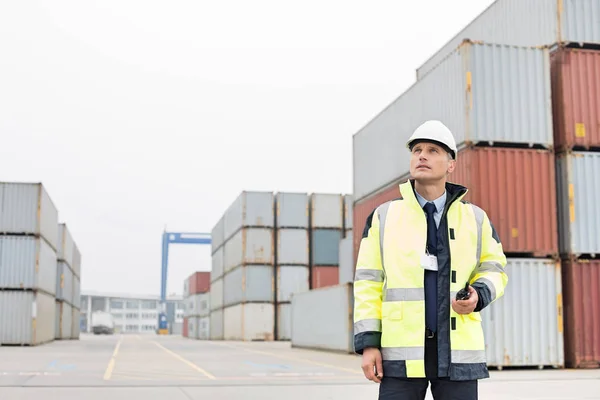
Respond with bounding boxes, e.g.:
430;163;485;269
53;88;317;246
423;202;438;333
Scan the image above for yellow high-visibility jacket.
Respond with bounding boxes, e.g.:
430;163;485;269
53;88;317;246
353;179;508;381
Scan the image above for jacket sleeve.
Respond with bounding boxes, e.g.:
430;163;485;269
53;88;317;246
353;207;385;354
470;207;509;312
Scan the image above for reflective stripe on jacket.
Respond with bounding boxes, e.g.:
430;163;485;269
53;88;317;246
353;179;508;381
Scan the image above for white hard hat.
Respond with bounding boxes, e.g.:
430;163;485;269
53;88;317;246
406;120;458;159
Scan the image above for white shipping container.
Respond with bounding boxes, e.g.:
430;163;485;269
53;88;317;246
57;301;73;340
277;303;291;341
188;293;210;318
56;262;74;306
556;151;600;256
72;307;80;339
72;243;81;279
199;316;210;340
0;236;57;295
291;283;354;353
224;228;274;273
223;191;274;242
187;316;197;339
211;216;225;254
224;303;275;341
211;246;224;282
353;42;552;202
0;290;55;345
209;278;223;311
277;229;309;265
57;223;75;268
72;276;80;309
276;265;309;302
224;265;274;307
344;195;353;230
0;182;59;251
275;192;309;228
54;301;60;339
310;193;344;229
416;0;600;80
482;258;564;368
210;308;223;340
338;233;354;285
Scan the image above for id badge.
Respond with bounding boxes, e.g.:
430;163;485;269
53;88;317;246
420;253;439;271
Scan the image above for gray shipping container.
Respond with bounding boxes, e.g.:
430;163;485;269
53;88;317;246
353;42;552;202
0;236;57;295
223;191;274;242
276;265;310;302
223;303;275;341
338;233;354;284
72;276;81;309
224;228;274;273
72;307;80;339
224;265;274;307
187;292;210;318
0;290;55;346
56;301;73;340
199;316;210;340
482;258;564;368
291;283;353;353
556;151;600;256
344;195;353;230
275;192;309;228
277;229;309;265
211;216;225;254
72;243;81;279
0;182;59;251
311;229;342;265
211;246;224;282
310;193;344;229
416;0;600;80
209;278;223;311
210;308;224;340
277;303;291;341
57;223;75;268
56;261;74;305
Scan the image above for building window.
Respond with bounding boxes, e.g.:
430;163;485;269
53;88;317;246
81;297;89;309
110;300;124;309
176;302;185;310
126;301;139;309
141;300;157;310
141;313;156;320
126;313;138;319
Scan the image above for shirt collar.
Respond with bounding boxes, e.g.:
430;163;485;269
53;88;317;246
415;189;447;212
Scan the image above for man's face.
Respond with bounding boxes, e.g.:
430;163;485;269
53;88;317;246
409;141;455;182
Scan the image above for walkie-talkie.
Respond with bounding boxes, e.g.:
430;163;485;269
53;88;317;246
455;282;471;300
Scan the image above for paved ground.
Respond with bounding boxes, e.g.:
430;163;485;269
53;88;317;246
0;334;599;399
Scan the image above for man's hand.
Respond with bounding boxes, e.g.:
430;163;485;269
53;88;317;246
361;347;383;383
451;285;478;314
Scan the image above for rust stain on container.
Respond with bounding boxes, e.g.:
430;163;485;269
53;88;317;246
451;147;558;257
562;258;600;368
551;48;600;151
311;266;339;289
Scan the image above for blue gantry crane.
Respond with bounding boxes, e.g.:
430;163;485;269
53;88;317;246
159;231;211;334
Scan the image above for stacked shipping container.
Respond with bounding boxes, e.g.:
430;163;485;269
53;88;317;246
209;216;225;340
182;271;210;340
55;223;81;340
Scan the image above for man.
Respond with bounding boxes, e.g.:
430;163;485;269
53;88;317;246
353;120;508;400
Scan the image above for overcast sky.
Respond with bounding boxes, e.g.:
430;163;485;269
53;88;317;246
0;0;495;297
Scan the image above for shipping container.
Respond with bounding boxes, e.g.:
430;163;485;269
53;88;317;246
339;233;354;284
311;229;342;265
57;223;75;268
277;229;309;265
56;261;74;306
209;278;223;311
276;265;309;302
344;194;353;230
72;243;81;279
451;147;559;256
199;316;210;340
72;276;81;309
224;228;274;273
482;258;564;368
223;265;274;307
562;259;600;368
183;317;189;338
291;283;353;353
54;301;60;339
310;193;344;229
551;48;600;151
223;191;274;242
211;246;224;282
275;192;309;228
0;290;55;345
185;271;211;295
56;301;73;340
211;216;225;254
353;42;552;202
416;0;600;80
556;151;600;256
170;322;182;335
277;303;291;341
0;236;57;295
0;182;59;251
187;292;210;318
187;316;198;339
223;303;274;341
210;308;224;340
311;266;340;289
72;307;80;339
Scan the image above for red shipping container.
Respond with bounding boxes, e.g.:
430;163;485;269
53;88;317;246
562;259;600;368
551;48;600;151
187;271;211;295
182;317;189;338
311;266;339;289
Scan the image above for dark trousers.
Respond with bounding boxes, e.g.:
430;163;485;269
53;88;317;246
378;332;478;400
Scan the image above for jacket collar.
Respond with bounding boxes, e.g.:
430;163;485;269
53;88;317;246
399;179;468;211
